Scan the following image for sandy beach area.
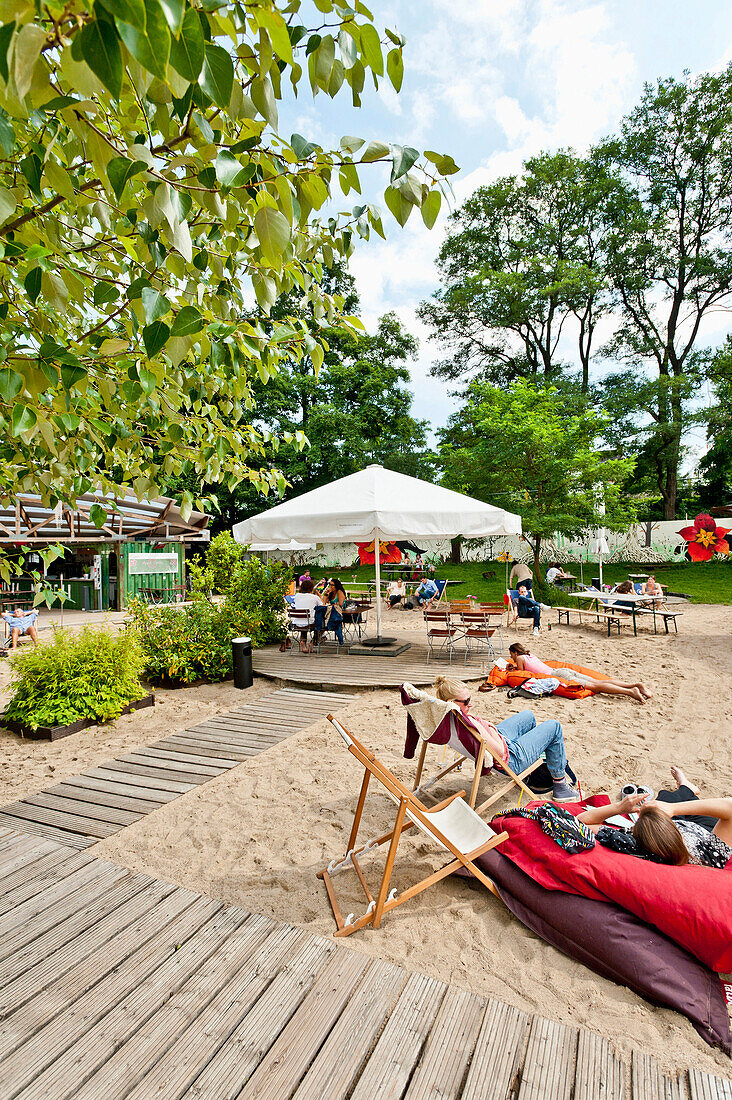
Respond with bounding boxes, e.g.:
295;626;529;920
2;602;731;1077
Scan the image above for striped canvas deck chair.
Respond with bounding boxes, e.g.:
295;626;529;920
317;715;507;937
401;683;542;813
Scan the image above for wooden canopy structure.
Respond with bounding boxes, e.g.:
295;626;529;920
0;493;210;545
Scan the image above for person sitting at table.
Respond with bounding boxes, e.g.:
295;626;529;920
509;560;533;592
545;562;571;586
298;569;311;591
387;578;406;607
512;584;551;635
610;580;635;613
411;553;424;580
2;606;40;650
415;575;439;608
508;643;652;703
292;579;322;653
642;574;663;597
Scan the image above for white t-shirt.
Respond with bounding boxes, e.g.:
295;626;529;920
546;567;561;585
293;592;321;624
387;580;405;596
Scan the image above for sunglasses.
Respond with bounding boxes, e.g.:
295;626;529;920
458;695;471;706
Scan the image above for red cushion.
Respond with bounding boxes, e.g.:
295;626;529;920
492;800;732;973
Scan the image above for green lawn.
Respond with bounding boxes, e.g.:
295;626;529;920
304;558;732;604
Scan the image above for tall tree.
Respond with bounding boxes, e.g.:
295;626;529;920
0;0;457;523
598;68;732;518
697;336;732;507
439;380;636;578
419;152;615;390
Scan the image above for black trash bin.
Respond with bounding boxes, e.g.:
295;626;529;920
232;636;253;689
592;577;601;589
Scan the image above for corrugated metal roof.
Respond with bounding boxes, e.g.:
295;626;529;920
0;493;210;543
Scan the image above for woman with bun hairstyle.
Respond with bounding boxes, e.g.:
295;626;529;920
433;674;577;803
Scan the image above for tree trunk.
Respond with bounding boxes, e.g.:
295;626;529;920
532;535;542;582
450;537;462;564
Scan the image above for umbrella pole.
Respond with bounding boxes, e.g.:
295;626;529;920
375;532;382;639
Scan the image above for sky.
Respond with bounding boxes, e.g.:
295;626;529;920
284;0;732;460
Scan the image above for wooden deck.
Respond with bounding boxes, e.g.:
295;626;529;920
0;827;729;1099
253;641;489;688
0;689;352;849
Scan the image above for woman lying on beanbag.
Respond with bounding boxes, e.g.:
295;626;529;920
508;643;653;704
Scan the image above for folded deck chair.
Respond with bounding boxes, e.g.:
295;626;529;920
401;683;542;814
317;715;507;937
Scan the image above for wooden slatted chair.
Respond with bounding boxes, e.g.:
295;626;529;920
317;715;507;937
459;610;498;664
402;683;544;812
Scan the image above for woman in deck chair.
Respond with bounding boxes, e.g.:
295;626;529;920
434;675;577;803
508;644;653;704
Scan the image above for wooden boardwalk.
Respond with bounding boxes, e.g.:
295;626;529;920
0;689;352;850
253;641;489;688
0;827;729;1100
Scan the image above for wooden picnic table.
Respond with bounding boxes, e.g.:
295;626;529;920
573;589;665;636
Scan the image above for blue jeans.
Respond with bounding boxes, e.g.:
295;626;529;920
497;709;567;780
517;595;541;628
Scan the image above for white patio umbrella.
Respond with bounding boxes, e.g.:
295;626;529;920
233;465;522;643
245;539;315;552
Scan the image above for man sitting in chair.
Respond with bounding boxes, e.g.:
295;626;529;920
2;606;40;650
415;575;439;608
513;584;551;636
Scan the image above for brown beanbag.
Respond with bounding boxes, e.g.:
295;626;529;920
462;849;731;1051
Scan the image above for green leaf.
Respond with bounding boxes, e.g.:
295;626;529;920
20;154;42;197
117;0;170;81
0;184;15;225
421;188;441;229
254;206;290;266
360;140;389;163
257;9;292;63
77;18;123;99
359;22;383;76
141;286;171;323
290;133;317;159
251;75;277;128
199;43;233;108
24;267;41;304
107;156;147;200
11;405;36;437
93;282;119;306
89;503;108;527
0;110;14;156
139;364;157;393
60;363;87;389
391;145;419;181
157;0;183;35
170;305;203;337
143;320;170;356
169;7;204;81
98;0;146;31
0;367;22;402
0;22;14;84
386;47;403;92
215;150;248;188
384;184;412;227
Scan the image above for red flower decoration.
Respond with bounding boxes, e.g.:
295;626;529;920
678;513;730;561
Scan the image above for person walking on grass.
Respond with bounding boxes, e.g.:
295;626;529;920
434;675;577;803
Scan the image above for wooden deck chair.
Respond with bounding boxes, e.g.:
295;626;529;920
401;683;543;814
317;715;508;937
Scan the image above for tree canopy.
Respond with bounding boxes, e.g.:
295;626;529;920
439;380;636;577
0;0;457;521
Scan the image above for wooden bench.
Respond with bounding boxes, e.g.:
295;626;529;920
556;605;628;636
633;607;683;634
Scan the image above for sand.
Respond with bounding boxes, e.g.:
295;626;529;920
2;602;732;1076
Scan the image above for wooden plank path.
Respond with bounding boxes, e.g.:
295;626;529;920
253;641;488;688
0;828;728;1100
0;689;353;850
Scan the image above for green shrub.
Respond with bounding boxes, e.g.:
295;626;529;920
4;627;146;731
128;552;293;686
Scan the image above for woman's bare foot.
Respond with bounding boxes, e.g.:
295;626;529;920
670;765;699;795
630;687;646;704
636;682;653;699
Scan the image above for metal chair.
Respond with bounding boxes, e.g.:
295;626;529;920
424;609;460;663
459;610;498;664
